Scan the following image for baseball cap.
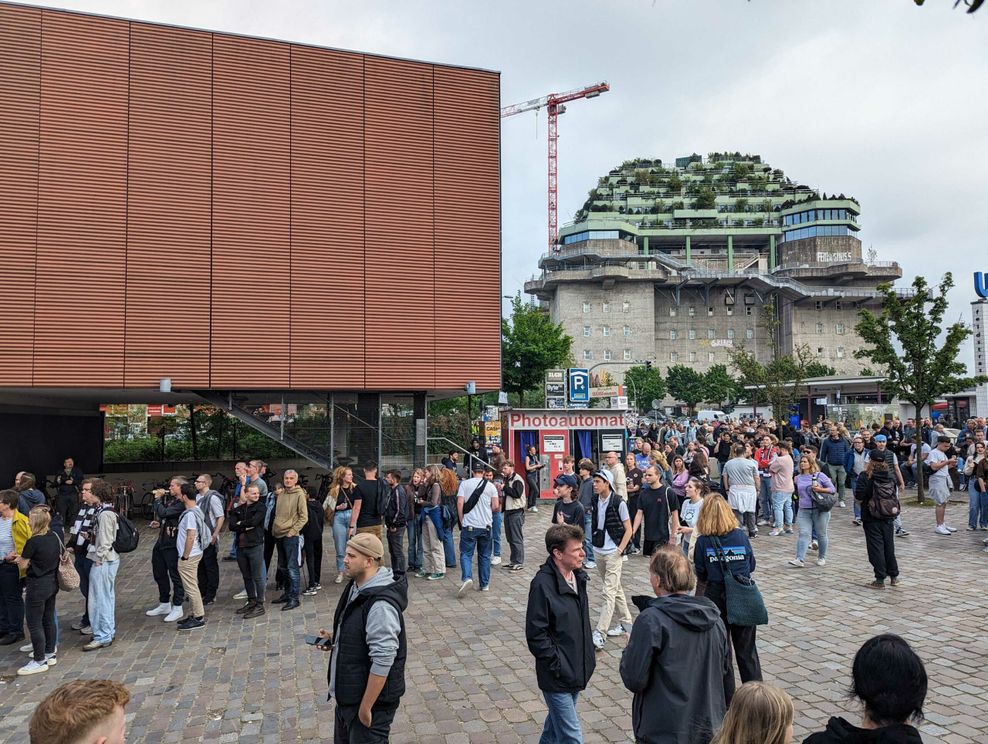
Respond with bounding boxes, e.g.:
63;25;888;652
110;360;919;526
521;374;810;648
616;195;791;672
553;473;578;489
592;469;614;489
874;434;887;442
471;461;486;472
868;448;887;461
347;532;384;560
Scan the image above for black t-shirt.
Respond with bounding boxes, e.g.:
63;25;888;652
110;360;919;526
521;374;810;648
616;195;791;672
354;477;382;527
551;499;585;527
625;468;643;495
334;484;356;512
638;485;680;543
22;532;61;580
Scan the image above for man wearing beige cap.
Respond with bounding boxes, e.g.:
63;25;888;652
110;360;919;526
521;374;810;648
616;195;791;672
318;532;408;743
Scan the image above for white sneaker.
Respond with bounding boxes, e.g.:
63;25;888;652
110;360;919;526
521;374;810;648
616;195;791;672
163;605;184;622
17;659;48;676
606;623;630;637
788;558;805;567
528;507;539;513
838;501;846;508
592;630;606;650
457;579;473;598
19;643;32;653
491;556;502;565
233;590;248;600
934;524;951;535
585;561;597;570
768;529;783;537
756;519;769;527
44;651;57;666
816;558;827;566
944;525;958;533
145;602;171;617
334;574;344;584
622;554;629;562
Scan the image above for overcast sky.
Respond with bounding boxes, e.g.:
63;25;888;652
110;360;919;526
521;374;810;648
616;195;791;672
31;0;988;370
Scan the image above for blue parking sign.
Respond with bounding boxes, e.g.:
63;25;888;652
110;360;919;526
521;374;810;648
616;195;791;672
568;368;590;403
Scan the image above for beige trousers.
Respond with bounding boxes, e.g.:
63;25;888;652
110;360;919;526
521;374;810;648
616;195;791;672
594;550;632;632
177;553;204;618
422;519;446;575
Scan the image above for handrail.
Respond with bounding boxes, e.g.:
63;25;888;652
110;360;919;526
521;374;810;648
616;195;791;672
427;437;496;471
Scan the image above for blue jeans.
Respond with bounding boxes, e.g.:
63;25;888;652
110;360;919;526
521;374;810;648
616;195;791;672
582;513;594;564
771;491;793;529
492;510;503;558
277;536;301;599
459;526;492;588
74;551;92;625
968;481;988;529
758;477;772;520
407;517;423;570
796;508;831;561
540;691;583;744
89;559;119;644
332;509;351;573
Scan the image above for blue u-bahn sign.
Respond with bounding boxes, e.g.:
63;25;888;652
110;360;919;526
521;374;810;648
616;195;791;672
976;271;988;299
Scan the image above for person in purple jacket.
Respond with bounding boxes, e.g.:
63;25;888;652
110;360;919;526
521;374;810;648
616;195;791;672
789;456;836;568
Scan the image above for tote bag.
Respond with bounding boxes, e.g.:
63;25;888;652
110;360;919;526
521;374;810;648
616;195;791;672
712;536;768;627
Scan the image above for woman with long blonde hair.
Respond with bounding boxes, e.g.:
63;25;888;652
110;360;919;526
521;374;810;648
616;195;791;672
13;505;61;675
693;493;762;703
325;466;356;584
711;681;794;744
419;465;447;579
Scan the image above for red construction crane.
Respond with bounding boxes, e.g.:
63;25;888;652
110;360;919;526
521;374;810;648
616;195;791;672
502;81;610;254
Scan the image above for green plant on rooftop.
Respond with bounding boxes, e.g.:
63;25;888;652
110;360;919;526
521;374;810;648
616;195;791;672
693;186;717;210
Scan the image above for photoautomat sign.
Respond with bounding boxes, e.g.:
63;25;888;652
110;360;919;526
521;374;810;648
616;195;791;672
507;412;628;430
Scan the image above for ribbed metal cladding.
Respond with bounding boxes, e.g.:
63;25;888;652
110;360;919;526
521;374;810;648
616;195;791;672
211;34;291;388
364;57;436;389
0;4;40;385
34;10;129;386
289;45;366;388
434;66;501;390
125;23;212;388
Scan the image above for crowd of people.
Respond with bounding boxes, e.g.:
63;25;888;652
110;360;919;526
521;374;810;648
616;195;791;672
1;412;970;741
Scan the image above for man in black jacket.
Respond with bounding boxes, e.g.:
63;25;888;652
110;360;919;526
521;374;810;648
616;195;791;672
145;477;187;623
621;546;730;744
319;533;407;744
525;524;596;744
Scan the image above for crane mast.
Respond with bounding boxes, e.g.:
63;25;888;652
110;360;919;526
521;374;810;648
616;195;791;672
502;81;610;253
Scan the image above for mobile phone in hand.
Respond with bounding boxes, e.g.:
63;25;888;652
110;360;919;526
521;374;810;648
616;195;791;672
304;634;331;648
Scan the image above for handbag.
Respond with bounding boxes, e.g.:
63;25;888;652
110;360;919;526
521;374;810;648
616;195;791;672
57;543;80;592
711;536;768;627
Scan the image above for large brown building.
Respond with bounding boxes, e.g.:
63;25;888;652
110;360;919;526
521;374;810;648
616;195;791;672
0;3;501;476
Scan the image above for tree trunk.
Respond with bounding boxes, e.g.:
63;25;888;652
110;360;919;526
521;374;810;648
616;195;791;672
914;402;926;505
189;404;199;461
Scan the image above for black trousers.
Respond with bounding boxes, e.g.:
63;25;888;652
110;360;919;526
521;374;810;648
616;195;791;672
334;703;398;744
197;543;219;603
0;561;24;637
303;532;324;587
863;519;899;581
25;575;57;662
56;494;79;533
504;509;525;565
627;493;642;550
152;543;184;606
711;591;762;705
237;543;265;602
384;526;406;579
526;476;540;509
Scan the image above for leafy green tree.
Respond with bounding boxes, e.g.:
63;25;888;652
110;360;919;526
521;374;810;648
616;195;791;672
666;365;706;414
702;364;741;408
501;295;573;406
855;274;987;502
623;365;667;411
693;185;717;210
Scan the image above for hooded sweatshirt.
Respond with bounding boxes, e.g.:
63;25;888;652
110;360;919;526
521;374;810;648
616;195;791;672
272;485;308;538
620;593;730;744
803;717;924;744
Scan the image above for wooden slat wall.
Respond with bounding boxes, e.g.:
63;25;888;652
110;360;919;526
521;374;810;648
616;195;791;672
125;23;212;387
211;35;291;388
364;57;436;388
289;46;366;388
434;67;502;390
0;4;501;393
0;4;40;384
34;10;129;386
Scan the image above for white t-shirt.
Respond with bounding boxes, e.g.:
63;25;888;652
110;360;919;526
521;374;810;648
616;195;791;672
926;448;949;483
680;497;703;528
593;494;630;555
457;477;498;530
176;509;204;558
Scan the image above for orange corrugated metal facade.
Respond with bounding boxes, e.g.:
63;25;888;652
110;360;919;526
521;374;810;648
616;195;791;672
0;3;501;393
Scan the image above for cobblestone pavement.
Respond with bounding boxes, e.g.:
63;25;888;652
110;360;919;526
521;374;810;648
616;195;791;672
2;501;987;744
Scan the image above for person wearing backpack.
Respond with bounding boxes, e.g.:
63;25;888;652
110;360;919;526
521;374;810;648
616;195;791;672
455;461;499;597
175;483;211;631
81;478;119;652
855;449;901;590
193;474;225;606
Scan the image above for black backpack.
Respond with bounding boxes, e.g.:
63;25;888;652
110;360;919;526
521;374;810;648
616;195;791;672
867;478;900;520
100;510;139;554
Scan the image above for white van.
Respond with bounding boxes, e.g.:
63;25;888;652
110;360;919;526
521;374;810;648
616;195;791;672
695;409;732;423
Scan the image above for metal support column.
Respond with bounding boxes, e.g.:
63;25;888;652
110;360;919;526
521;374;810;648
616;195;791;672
727;235;734;273
769;234;777;270
685;235;691;265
